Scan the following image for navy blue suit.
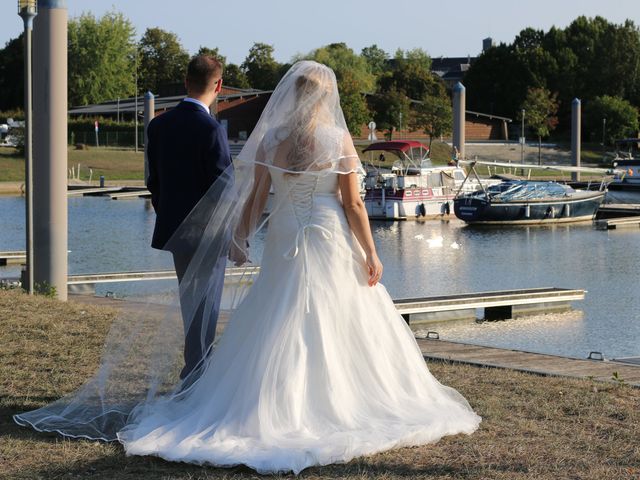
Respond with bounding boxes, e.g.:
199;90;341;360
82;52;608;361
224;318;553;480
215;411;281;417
146;100;232;379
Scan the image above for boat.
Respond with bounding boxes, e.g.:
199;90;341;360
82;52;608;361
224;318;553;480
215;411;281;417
362;141;496;220
453;160;608;225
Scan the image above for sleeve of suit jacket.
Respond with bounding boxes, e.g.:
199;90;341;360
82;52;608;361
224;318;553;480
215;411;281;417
146;119;159;211
205;123;233;183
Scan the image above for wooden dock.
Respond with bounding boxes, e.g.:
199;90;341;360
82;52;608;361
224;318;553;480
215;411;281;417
596;203;640;219
595;216;640;230
0;251;26;266
395;287;585;322
416;337;640;387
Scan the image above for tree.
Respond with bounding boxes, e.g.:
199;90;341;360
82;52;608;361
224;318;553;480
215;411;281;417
224;63;250;89
369;88;410;139
138;27;190;95
67;11;137;106
585;95;639;146
305;43;375;135
241;43;282;90
196;46;226;66
0;35;24;111
463;44;533;118
411;93;453;151
520;87;559;164
361;44;389;75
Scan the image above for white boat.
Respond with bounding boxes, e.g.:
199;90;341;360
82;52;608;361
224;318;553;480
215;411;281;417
362;141;495;220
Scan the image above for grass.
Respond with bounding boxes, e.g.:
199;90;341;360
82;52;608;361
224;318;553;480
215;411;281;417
1;288;639;479
0;146;144;183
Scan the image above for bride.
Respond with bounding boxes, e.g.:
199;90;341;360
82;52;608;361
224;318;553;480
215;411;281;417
16;61;480;474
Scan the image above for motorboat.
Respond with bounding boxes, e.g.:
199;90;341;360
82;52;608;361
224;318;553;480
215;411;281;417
362;141;494;220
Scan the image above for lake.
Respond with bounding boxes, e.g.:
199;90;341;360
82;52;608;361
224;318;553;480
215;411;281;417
1;195;638;360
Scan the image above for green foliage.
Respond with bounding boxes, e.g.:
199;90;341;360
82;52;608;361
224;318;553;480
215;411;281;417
224;63;250;89
463;44;533;118
68;11;137;106
0;35;23;111
465;16;640;130
520;87;559;139
34;282;57;298
361;44;389;76
369;88;410;138
196;46;226;66
584;95;639;145
380;48;436;100
304;43;375;135
411;94;453;150
241;43;283;90
138;27;190;95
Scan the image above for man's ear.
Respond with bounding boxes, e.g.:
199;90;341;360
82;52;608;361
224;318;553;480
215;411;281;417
215;78;223;93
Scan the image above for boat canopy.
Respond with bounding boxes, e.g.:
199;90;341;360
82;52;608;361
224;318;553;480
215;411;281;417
363;140;429;154
363;141;431;173
487;181;574;201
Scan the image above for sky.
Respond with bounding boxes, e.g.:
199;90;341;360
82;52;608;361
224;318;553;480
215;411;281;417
3;0;640;64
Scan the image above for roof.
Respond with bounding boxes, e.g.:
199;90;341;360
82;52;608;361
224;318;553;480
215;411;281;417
363;141;429;153
466;110;513;123
68;89;273;116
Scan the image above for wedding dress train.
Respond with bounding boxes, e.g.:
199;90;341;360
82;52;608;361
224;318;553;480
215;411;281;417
117;169;481;474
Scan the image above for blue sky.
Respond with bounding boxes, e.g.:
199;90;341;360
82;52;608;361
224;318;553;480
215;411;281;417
3;0;640;64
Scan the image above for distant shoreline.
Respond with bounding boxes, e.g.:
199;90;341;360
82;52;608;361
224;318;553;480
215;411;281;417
0;179;146;197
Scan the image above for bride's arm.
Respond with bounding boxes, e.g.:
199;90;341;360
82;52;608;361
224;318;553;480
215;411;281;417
229;146;271;265
339;172;383;286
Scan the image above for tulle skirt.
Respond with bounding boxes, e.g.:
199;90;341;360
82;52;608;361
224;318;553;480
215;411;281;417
117;195;481;474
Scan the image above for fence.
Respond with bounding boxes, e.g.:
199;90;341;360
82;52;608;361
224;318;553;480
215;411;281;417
68;128;144;149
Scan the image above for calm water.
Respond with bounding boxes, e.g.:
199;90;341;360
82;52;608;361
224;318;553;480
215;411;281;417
1;196;638;359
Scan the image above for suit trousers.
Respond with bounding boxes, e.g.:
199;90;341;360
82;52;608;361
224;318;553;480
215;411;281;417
173;250;226;379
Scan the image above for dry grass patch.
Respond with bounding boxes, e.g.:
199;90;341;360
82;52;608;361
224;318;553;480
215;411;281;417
1;289;639;479
0;147;144;182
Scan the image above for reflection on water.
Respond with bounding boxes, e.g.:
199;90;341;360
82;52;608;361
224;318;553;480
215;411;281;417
1;196;639;359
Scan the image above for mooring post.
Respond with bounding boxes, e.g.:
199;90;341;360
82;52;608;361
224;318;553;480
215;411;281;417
452;82;466;160
33;0;68;300
571;98;581;182
143;91;155;186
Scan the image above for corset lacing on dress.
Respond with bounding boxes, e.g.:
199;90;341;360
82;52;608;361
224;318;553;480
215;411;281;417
283;175;333;313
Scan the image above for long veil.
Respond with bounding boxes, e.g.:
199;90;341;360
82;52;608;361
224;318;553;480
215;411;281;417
13;60;364;441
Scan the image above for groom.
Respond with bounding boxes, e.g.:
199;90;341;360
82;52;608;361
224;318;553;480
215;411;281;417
146;55;232;379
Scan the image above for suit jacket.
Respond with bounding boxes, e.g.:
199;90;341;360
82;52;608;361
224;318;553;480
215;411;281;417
147;100;232;250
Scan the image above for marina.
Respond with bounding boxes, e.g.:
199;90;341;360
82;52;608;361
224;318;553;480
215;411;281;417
1;189;639;361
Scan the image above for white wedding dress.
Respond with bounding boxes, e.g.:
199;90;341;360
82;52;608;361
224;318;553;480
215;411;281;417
117;169;481;474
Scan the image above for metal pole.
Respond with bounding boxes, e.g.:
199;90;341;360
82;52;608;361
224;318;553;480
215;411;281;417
33;0;68;300
452;82;466;160
134;50;139;152
571;98;581;182
143;91;154;185
520;109;525;164
117;97;120;123
19;2;37;295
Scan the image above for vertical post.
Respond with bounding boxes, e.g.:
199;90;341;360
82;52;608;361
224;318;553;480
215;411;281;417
452;82;466;160
134;51;139;153
143;91;154;185
33;0;68;300
18;1;37;295
571;98;581;182
520;109;525;164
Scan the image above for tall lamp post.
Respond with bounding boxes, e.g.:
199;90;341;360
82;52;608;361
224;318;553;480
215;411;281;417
520;108;525;164
18;0;37;295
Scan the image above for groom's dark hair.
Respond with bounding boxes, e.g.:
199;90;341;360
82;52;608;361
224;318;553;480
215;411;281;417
186;55;223;93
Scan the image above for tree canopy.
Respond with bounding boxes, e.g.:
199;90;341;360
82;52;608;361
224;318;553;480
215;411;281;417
464;16;640;135
67;11;137;106
584;95;639;145
0;35;23;111
138;27;190;95
241;43;283;90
